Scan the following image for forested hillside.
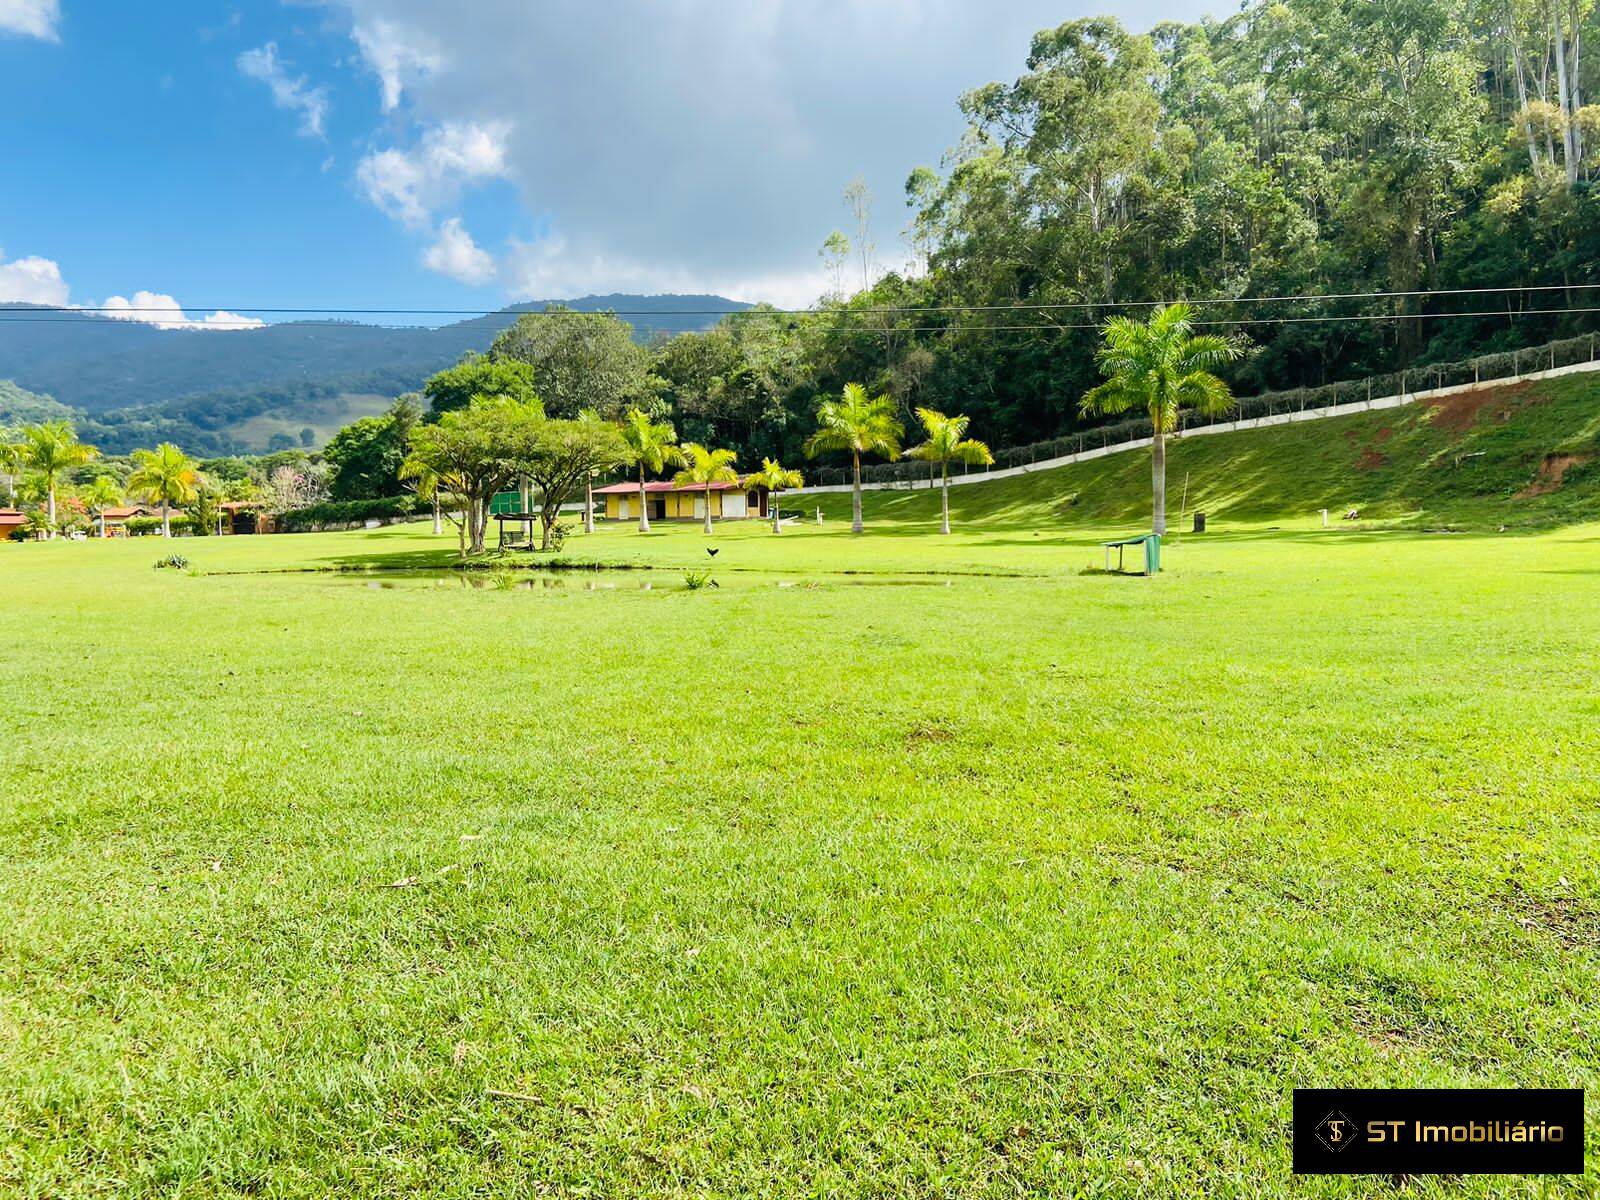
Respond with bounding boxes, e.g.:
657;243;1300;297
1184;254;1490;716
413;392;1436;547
666;0;1600;464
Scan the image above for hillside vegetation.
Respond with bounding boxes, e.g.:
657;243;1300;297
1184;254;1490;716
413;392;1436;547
828;371;1600;533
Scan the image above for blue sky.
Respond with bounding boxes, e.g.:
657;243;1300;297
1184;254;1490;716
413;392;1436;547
0;0;1218;327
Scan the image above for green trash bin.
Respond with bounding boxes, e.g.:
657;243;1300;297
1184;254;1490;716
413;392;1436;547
1143;533;1161;575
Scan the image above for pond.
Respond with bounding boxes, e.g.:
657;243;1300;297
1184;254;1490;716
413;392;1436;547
329;568;960;592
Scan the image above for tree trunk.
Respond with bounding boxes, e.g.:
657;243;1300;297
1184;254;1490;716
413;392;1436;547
1151;432;1167;537
637;471;650;532
468;498;486;555
1554;3;1579;184
432;496;442;536
703;486;714;535
772;489;781;534
940;462;951;534
161;499;171;539
98;513;105;538
850;452;863;533
1512;31;1542;173
584;478;595;534
47;484;57;533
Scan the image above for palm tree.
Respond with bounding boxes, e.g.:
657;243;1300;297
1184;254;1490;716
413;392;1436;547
804;382;902;533
1081;302;1241;536
674;444;740;535
83;475;124;538
0;435;22;506
746;457;803;534
127;443;199;538
19;421;97;534
619;408;686;533
903;408;993;534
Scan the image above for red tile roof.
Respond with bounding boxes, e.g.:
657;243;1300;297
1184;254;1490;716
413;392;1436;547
593;478;755;495
0;509;27;528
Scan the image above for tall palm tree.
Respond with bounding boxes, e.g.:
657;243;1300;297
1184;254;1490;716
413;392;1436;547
83;475;124;538
1081;302;1241;536
127;443;199;538
674;444;740;535
0;434;22;506
804;382;902;533
746;457;803;534
19;421;97;533
903;408;993;534
619;408;686;533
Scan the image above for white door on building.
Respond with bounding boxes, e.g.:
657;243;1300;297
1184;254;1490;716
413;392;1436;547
722;493;747;519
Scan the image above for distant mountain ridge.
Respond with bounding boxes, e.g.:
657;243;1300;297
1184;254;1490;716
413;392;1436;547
0;294;752;455
0;294;751;414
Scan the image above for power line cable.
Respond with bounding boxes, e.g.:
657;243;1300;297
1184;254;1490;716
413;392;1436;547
5;281;1600;319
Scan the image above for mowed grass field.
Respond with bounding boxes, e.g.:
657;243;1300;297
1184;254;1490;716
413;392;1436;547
4;390;1600;1197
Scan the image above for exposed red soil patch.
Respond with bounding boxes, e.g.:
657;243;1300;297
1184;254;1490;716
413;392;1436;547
1515;452;1591;498
1426;380;1536;432
1355;448;1387;471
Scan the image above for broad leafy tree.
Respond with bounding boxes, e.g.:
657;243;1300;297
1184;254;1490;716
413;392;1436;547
804;383;902;533
521;414;630;551
904;409;993;534
324;398;420;499
673;443;740;535
1081;303;1240;536
422;356;541;419
127;443;200;538
403;396;544;556
490;307;655;418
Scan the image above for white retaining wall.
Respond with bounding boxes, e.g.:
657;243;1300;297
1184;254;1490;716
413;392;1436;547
794;357;1600;496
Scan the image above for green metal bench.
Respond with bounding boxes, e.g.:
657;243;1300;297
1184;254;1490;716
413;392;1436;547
1102;533;1161;576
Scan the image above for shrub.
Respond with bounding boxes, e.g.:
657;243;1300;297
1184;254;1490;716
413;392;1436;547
153;553;190;570
277;494;426;533
127;515;194;536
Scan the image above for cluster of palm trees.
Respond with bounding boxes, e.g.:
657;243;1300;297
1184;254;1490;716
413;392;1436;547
1;422;201;540
612;384;995;538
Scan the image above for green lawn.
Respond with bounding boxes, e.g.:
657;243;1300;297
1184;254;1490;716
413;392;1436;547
4;402;1600;1195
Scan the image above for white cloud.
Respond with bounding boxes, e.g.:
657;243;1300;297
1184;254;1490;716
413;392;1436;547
0;0;59;41
351;17;442;111
0;249;264;330
356;120;509;228
422;218;495;285
501;234;831;309
100;292;266;332
237;42;330;138
0;250;69;305
324;0;1214;304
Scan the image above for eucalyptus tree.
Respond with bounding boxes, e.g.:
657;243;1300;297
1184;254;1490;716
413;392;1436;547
746;457;803;534
903;409;994;534
673;444;740;535
804;383;902;533
618;407;686;533
1081;303;1240;536
127;444;200;538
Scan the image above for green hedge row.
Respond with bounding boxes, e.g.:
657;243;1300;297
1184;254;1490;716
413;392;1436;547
277;495;427;532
